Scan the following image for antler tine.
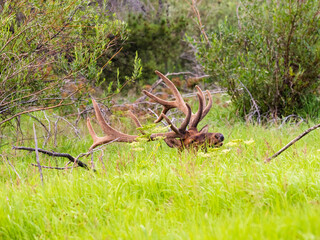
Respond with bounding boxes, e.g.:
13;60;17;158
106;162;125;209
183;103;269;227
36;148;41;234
160;113;181;135
159;102;192;135
195;85;206;106
86;118;100;143
142;90;173;123
195;86;213;121
142;70;189;123
201;90;213;121
92;99;122;137
86;118;115;150
179;103;192;133
190;93;204;128
87;99;138;150
155;70;189;115
128;111;145;135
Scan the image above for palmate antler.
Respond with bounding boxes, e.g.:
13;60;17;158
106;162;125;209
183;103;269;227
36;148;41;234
87;71;224;151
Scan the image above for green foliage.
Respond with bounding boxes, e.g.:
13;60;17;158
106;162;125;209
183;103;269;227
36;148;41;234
163;0;238;34
0;0;127;125
111;0;238;85
195;0;320;119
108;10;188;84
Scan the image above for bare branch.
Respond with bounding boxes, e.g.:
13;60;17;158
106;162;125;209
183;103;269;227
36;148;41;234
12;146;90;170
190;0;211;47
31;164;79;170
33;123;43;184
1;155;21;180
42;111;51;147
7;157;21;179
0;102;75;126
265;123;320;163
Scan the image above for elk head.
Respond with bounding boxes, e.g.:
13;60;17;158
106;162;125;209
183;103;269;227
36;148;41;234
87;70;224;151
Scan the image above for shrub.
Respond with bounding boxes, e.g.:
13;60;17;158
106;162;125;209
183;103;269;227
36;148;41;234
195;0;320;120
0;0;128;126
110;13;188;85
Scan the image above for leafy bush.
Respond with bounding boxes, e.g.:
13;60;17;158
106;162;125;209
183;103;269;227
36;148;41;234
101;0;239;86
109;12;188;85
0;0;127;126
195;0;320;120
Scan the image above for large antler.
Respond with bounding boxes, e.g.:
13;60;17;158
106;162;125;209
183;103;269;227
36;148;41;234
87;70;224;151
142;70;212;128
87;99;138;150
87;98;193;150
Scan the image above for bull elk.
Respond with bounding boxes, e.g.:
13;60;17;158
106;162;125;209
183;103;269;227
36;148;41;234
87;71;224;151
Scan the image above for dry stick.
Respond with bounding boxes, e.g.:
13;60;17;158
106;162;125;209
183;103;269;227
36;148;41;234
13;146;90;170
6;157;21;180
1;154;21;180
238;80;261;124
190;0;211;47
13;137;120;172
27;113;50;135
98;150;106;173
56;116;81;139
265;123;320;163
42;111;51;147
1;156;13;185
0;102;74;126
30;163;78;170
0;88;80;126
54;117;60;148
0;85;55;107
33;123;44;184
90;153;95;169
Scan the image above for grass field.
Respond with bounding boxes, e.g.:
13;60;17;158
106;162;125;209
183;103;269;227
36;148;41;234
1;112;320;239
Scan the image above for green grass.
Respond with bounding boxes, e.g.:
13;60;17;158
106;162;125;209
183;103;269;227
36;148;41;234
1;117;320;239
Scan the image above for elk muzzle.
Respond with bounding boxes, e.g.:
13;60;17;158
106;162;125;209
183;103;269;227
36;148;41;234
206;132;224;147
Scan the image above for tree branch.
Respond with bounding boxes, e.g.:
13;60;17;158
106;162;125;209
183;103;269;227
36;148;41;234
265;123;320;163
12;146;90;170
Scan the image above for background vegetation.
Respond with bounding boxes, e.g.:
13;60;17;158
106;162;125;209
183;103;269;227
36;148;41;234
195;0;320;120
1;0;320;239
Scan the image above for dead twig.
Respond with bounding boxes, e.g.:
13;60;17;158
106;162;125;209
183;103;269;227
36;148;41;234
239;80;261;124
33;123;44;184
0;102;75;126
31;163;79;170
6;157;21;180
54;117;60;147
1;154;21;180
55;116;81;139
12;138;120;171
42;111;51;147
189;0;211;47
27;113;50;135
0;88;80;126
12;146;90;170
265;123;320;163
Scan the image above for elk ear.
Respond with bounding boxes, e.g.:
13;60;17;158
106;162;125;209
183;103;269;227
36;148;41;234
164;138;182;148
199;125;209;134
